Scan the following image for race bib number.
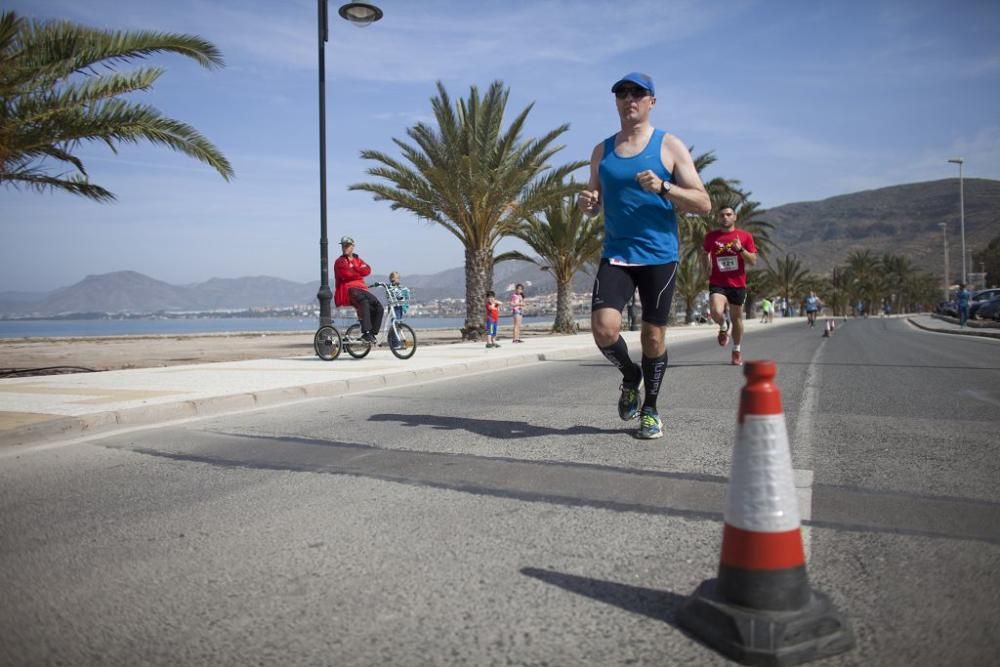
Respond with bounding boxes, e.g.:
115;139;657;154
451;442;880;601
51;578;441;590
716;255;739;272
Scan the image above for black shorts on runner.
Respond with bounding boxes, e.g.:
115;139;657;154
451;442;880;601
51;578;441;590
709;285;747;307
592;259;678;326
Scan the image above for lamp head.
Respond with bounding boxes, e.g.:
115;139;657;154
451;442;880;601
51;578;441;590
339;2;383;27
947;158;964;165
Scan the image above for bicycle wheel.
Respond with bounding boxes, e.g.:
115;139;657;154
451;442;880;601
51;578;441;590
389;322;417;360
313;325;342;361
344;323;372;359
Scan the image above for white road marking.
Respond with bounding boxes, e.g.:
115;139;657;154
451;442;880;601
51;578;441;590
791;340;825;559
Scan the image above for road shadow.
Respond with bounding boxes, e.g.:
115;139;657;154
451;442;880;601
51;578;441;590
520;567;688;628
369;413;627;439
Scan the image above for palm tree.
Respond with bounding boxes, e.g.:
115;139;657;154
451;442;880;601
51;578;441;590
765;254;811;316
745;267;777;316
678;152;776;267
495;189;603;333
674;254;708;324
350;81;584;339
733;197;776;259
827;266;852;316
881;253;916;313
0;11;233;202
845;250;882;315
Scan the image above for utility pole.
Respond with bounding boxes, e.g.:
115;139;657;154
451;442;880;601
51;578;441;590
939;222;950;301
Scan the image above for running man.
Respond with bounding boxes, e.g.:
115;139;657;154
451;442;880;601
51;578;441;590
804;291;821;326
578;72;711;439
703;205;757;366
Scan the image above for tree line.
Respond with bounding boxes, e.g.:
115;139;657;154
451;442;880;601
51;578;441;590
0;11;958;337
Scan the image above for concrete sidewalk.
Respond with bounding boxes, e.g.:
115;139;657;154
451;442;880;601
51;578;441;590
907;313;1000;339
2;322;797;450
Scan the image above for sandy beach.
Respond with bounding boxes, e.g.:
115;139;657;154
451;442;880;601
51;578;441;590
0;322;584;376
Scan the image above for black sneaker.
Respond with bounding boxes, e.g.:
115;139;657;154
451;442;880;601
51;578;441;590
362;332;377;344
618;377;642;421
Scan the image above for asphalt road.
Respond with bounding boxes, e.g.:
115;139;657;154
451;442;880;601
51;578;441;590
2;318;998;666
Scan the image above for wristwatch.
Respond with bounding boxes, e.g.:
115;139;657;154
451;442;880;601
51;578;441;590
659;180;671;196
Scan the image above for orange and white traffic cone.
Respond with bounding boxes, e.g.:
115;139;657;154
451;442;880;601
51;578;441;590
678;360;853;666
822;320;831;337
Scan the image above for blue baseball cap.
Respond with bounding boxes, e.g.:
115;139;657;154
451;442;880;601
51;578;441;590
611;72;655;96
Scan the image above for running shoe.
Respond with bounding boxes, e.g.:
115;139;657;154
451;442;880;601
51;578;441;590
362;332;377;344
731;350;743;366
617;378;641;421
635;407;663;439
717;326;730;347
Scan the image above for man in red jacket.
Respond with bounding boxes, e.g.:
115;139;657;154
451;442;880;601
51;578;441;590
334;236;383;343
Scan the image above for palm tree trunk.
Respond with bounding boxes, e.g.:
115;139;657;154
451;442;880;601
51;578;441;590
553;277;575;333
462;245;492;340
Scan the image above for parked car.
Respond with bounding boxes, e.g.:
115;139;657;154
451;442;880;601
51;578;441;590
935;300;958;317
970;288;1000;319
974;296;1000;322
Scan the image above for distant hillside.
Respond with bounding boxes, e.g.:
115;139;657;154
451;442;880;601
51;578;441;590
0;263;597;317
765;178;1000;275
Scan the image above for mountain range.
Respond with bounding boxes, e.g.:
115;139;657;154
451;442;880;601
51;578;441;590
765;177;999;274
0;262;592;317
2;178;997;317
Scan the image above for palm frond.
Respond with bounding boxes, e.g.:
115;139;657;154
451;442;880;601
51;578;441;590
0;10;232;200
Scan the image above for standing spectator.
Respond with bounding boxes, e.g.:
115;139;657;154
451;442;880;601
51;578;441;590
334;236;383;343
510;283;526;343
760;297;772;323
387;271;411;319
957;283;971;327
485;291;501;348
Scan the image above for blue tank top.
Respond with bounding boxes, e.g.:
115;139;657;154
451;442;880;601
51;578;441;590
599;128;678;265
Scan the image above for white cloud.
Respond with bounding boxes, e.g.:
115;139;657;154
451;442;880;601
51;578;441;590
187;0;726;83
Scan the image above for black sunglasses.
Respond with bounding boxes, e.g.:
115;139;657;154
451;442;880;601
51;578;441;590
614;87;650;100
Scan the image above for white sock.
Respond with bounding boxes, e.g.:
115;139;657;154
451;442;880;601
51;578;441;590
733;344;741;352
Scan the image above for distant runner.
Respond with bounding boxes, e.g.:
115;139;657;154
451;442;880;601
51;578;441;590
703;206;757;366
804;291;821;327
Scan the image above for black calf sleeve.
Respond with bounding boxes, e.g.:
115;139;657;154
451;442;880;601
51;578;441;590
641;350;669;410
600;336;641;384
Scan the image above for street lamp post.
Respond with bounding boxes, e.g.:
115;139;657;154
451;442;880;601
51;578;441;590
316;2;383;327
947;158;966;285
939;222;949;301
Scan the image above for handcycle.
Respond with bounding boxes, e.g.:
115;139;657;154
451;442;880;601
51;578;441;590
314;282;417;361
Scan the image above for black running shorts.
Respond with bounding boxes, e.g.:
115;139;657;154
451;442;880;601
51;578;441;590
592;259;678;326
709;285;747;306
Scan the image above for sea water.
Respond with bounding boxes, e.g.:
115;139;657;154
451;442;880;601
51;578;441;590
0;316;559;339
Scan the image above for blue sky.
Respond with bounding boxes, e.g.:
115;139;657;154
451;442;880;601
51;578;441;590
2;0;999;292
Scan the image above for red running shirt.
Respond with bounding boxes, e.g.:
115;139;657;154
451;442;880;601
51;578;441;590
703;229;756;288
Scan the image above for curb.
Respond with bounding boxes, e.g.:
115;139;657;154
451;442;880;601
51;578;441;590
907;317;1000;340
0;343;602;450
0;320;799;450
